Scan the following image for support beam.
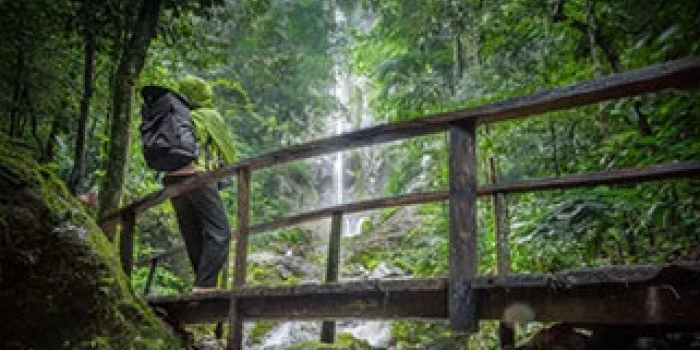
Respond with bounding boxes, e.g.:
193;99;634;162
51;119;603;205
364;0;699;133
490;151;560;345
321;211;343;343
216;255;230;339
144;258;157;295
489;157;514;350
490;158;511;277
147;263;700;326
119;211;136;277
228;167;250;350
448;120;478;333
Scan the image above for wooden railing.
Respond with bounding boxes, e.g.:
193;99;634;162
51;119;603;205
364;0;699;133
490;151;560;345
99;57;700;349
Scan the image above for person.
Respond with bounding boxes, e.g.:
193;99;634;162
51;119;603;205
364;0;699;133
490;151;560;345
163;163;230;293
142;76;236;293
77;191;98;208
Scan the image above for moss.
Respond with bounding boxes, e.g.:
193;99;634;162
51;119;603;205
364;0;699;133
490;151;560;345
247;264;282;285
287;333;372;350
248;321;277;344
0;140;182;349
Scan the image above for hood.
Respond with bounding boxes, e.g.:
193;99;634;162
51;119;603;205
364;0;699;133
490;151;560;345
177;75;214;108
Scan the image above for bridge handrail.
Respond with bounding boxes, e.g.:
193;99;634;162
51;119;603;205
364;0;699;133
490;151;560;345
99;57;700;348
133;160;700;267
98;57;700;229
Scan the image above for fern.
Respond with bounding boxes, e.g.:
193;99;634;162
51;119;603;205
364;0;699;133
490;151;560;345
191;108;237;165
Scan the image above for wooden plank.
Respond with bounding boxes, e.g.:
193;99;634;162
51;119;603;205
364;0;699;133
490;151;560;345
489;157;514;349
237;58;700;172
228;167;250;350
448;120;478;333
249;191;447;234
119;211;136;277
99;58;700;228
490;158;511;276
321;212;343;343
251;160;699;234
146;263;700;325
144;258;158;296
480;160;700;195
215;253;230;339
100;165;243;229
498;323;514;350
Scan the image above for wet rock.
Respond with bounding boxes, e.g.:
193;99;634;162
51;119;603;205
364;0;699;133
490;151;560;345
193;335;224;350
279;254;319;277
370;261;406;279
0;142;181;349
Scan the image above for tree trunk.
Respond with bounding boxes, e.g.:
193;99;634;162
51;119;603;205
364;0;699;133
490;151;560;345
585;0;601;73
9;47;24;138
98;0;162;237
69;13;97;194
22;87;44;153
41;115;61;163
453;32;462;92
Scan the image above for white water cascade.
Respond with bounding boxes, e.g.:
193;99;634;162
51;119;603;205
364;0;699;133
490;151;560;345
244;5;392;349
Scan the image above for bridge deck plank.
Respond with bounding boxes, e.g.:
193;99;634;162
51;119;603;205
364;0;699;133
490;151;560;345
147;262;700;325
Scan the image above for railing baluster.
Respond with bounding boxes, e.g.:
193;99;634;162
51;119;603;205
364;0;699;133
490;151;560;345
489;157;514;349
119;210;136;277
143;258;158;296
228;167;250;350
448;120;478;334
321;211;343;343
215;257;229;339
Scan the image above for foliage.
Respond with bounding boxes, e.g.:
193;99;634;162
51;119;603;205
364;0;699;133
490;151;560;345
2;0;699;347
287;333;372;350
250;227;312;252
248;321;278;345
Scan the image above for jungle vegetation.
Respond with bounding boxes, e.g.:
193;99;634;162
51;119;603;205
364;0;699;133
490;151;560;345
1;0;698;348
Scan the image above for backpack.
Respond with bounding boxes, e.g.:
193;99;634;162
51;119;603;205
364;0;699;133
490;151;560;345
139;86;198;171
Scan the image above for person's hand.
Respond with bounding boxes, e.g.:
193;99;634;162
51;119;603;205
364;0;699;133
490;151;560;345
78;192;98;208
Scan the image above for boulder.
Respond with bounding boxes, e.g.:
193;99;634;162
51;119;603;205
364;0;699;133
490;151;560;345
0;142;182;349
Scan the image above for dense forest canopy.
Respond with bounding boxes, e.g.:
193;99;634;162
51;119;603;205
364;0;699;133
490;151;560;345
1;0;698;348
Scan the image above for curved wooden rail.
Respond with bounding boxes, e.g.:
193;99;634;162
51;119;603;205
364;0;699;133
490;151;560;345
97;57;700;350
135;160;700;266
99;57;700;229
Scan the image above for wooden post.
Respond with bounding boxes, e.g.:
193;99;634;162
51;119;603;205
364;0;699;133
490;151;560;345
448;120;478;334
119;210;136;278
215;257;229;339
228;167;250;350
321;211;343;343
143;258;158;295
489;157;514;349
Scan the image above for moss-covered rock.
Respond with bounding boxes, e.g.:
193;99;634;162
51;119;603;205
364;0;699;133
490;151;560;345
287;333;372;350
0;141;182;349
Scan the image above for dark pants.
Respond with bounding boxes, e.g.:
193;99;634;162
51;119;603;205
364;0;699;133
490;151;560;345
164;174;231;287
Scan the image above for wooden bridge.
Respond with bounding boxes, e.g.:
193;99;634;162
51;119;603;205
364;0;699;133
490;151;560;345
100;58;700;349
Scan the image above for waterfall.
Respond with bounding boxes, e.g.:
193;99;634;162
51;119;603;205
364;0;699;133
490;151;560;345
246;4;392;349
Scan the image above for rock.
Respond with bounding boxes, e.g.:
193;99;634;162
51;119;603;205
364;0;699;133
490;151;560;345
248;321;320;349
370;261;406;279
345;263;370;278
279;254;319;277
0;142;181;349
194;335;224;350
